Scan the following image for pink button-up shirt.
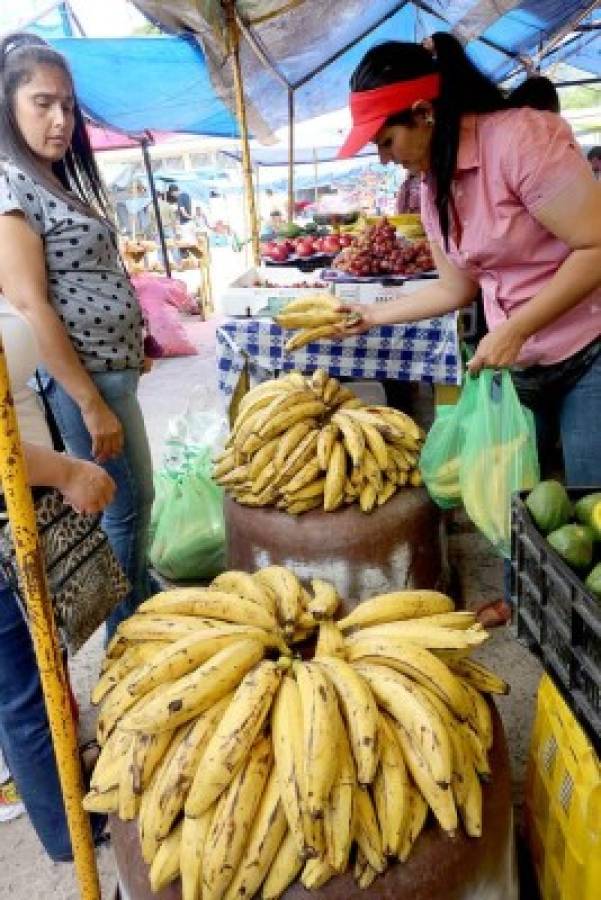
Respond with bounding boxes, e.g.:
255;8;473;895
421;107;601;366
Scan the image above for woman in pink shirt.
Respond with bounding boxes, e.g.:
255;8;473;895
338;33;601;623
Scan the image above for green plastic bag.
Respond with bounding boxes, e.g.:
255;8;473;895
149;447;225;580
421;370;539;557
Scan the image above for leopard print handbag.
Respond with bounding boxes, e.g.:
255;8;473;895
0;489;129;653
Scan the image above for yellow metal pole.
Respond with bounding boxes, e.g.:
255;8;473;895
223;0;261;265
0;338;101;900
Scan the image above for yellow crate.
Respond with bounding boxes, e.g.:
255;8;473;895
524;675;601;900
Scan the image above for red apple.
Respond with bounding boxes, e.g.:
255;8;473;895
322;235;342;254
295;239;314;257
268;244;290;262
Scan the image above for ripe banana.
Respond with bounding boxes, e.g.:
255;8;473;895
397;783;429;861
248;436;279;481
315;620;346;658
254;565;302;636
461;680;494;750
180;808;213;900
354;663;451;787
353;787;386;873
262;828;304;899
450;657;510;695
301;856;336;890
121;639;265;733
354;848;378;889
202;735;272;900
373;714;409;856
91;642;164;705
273;420;314;473
393;720;458;835
316;423;338;470
360;482;378;513
277;310;344;328
346;636;470;721
271;674;306;856
332;411;366;467
149;695;231;843
345;621;488;651
313;655;378;785
323;718;355;873
338;590;455;630
149;821;183;892
307;578;339;621
211;570;275;613
294;661;340;820
259;401;326;440
139;590;279;632
323;440;346;511
285;325;340;352
222;764;287;899
117;613;221;643
185;659;282;816
273;429;319;488
127;627;286;700
118;736;139;821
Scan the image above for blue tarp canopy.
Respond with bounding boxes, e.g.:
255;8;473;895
132;1;601;136
47;35;240;138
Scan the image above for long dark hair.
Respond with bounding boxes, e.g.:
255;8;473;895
0;31;111;218
351;33;508;247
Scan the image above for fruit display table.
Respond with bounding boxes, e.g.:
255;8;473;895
109;705;516;900
224;488;450;603
215;314;461;415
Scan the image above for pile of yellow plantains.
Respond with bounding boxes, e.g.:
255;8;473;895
86;566;507;898
274;294;358;352
213;369;424;514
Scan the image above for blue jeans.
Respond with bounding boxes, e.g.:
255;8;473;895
511;340;601;487
0;578;105;860
43;368;154;638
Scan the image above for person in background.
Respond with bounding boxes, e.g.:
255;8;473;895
154;188;179;266
0;32;155;637
509;75;560;114
336;33;601;627
395;171;421;213
587;146;601;180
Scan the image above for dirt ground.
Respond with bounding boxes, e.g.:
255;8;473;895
0;314;542;899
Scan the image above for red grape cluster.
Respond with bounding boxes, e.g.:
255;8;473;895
334;219;434;277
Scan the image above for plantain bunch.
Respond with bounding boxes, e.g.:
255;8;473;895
274;293;359;352
214;369;425;515
86;566;508;898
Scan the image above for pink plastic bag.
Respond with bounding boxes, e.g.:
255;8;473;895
132;273;197;313
131;275;197;358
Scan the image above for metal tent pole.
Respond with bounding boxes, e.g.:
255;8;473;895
0;339;101;900
141;138;171;277
223;0;261;265
287;87;295;223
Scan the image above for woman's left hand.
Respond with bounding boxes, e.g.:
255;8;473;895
468;320;526;374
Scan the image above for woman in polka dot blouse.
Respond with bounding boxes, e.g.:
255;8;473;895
0;33;154;637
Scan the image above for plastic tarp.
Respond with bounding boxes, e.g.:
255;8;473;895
132;1;601;136
48;35;240;138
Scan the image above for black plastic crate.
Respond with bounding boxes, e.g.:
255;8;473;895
511;490;601;754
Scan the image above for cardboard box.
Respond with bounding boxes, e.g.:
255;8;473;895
220;266;332;317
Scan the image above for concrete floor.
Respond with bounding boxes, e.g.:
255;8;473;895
0;313;542;899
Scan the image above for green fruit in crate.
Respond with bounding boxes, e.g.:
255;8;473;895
525;480;572;535
584;562;601;600
547;524;594;571
573;492;601;535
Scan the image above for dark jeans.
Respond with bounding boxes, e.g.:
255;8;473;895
510;339;601;486
0;578;105;860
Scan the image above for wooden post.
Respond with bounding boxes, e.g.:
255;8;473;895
313;146;319;205
0;339;101;899
223;0;260;265
287;87;295;223
142;139;171;277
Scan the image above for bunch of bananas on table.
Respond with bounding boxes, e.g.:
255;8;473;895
274;294;359;352
213;369;425;515
86;566;507;898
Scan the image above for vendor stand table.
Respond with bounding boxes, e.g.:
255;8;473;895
216;314;461;416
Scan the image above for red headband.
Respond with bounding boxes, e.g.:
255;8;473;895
337;73;440;159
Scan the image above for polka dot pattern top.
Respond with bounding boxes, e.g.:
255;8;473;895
0;163;144;372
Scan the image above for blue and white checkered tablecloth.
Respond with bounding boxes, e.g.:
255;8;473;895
216;315;461;407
